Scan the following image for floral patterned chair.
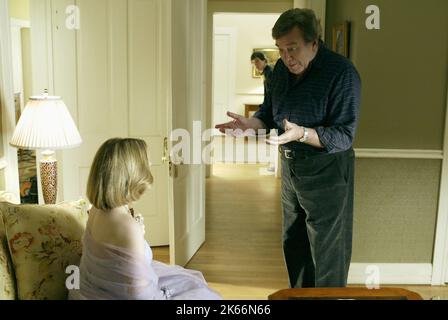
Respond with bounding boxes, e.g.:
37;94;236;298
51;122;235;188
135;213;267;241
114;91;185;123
0;193;88;300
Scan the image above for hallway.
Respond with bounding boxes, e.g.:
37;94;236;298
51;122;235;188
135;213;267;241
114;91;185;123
187;164;288;299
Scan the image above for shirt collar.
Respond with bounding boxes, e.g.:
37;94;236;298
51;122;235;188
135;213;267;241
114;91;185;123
262;64;270;75
308;40;326;70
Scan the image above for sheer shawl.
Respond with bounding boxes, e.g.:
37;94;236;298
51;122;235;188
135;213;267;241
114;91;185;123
69;228;221;300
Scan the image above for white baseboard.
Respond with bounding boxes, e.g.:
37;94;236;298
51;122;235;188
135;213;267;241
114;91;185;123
348;263;433;285
354;149;443;160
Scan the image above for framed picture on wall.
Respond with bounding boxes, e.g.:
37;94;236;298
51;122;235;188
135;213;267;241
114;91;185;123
332;22;350;58
252;48;280;78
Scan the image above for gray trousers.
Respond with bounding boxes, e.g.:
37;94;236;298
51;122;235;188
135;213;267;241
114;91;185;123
281;148;355;288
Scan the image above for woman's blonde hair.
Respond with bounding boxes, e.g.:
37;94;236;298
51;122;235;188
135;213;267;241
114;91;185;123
86;138;153;211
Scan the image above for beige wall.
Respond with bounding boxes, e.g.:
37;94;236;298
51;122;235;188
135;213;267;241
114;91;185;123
8;0;29;20
213;13;281;116
207;0;293;131
326;0;448;150
326;0;448;263
353;159;440;263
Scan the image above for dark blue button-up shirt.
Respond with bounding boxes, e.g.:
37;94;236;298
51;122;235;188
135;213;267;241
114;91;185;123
254;41;362;154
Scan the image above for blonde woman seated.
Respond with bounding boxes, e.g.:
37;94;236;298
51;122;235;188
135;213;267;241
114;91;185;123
69;138;221;300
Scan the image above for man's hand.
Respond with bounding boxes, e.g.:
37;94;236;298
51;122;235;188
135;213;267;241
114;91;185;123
266;119;304;145
215;112;265;137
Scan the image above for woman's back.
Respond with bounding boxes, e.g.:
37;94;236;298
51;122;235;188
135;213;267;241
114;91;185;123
71;138;221;300
69;207;164;300
87;206;144;253
69;207;221;300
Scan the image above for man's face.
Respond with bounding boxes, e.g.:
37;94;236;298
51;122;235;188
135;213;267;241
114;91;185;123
252;58;267;73
275;26;319;75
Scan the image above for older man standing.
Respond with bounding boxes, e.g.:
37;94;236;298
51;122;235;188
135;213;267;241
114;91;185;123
216;8;361;288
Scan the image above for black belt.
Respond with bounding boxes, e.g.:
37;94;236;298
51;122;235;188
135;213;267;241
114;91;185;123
280;147;327;160
282;149;295;160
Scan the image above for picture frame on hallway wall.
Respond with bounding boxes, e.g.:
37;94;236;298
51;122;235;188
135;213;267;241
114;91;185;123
252;48;280;78
332;21;350;58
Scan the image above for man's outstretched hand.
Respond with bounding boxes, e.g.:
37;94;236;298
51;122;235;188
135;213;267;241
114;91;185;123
215;112;266;137
215;112;251;132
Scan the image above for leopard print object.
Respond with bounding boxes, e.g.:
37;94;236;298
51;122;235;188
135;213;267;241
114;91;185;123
40;161;57;204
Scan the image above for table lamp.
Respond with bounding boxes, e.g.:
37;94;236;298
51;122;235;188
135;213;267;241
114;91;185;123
10;91;82;204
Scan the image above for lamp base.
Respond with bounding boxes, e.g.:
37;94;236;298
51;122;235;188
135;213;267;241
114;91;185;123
40;150;57;204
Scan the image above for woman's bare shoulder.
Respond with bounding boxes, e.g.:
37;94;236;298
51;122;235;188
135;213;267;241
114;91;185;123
89;208;145;255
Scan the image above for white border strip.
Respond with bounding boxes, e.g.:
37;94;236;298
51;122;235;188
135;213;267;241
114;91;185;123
355;149;443;160
348;263;433;285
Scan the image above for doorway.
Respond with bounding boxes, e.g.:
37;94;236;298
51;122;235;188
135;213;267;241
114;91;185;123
184;12;289;298
211;13;280;173
8;0;38;204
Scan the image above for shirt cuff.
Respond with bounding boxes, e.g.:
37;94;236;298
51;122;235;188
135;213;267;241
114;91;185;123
253;113;275;132
315;126;334;153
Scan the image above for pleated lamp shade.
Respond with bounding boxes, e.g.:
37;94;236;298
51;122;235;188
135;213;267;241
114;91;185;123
10;94;82;150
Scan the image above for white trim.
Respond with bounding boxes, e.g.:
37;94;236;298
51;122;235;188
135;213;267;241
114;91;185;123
0;0;21;200
432;84;448;285
166;0;175;265
354;148;443;160
348;263;433;285
212;26;237;132
10;18;30;28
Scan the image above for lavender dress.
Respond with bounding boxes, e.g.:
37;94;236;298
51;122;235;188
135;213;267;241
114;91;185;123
68;227;221;300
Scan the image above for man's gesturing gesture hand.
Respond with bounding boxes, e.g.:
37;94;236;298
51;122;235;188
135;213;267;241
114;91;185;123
266;119;324;149
266;119;304;146
215;112;266;137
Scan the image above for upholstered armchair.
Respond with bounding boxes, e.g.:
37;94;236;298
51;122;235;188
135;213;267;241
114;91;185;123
0;194;88;300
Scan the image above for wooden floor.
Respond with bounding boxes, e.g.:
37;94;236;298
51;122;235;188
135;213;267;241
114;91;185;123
153;164;448;300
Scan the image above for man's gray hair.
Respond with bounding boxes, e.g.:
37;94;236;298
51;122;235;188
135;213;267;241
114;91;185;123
272;8;322;43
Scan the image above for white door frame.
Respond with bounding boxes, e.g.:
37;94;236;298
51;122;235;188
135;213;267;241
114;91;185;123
432;85;448;285
212;26;237;135
10;18;30;112
0;0;20;198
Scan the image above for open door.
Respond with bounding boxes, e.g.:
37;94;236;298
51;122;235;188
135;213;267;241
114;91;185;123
169;0;207;266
